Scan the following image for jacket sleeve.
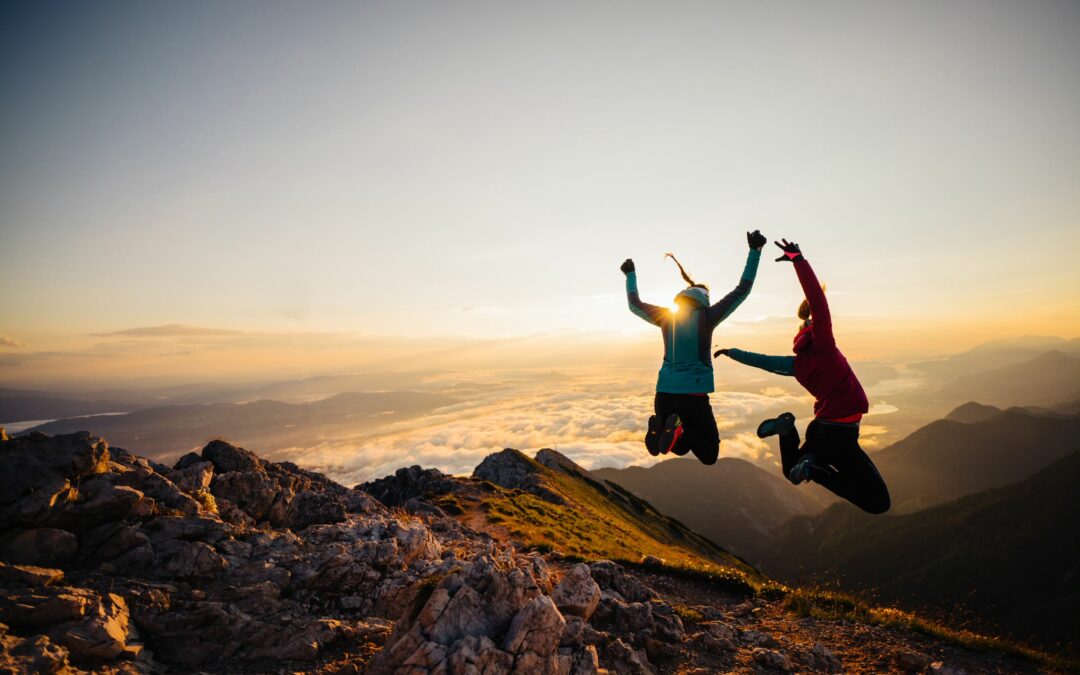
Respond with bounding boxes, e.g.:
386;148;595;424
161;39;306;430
706;248;761;327
792;257;835;351
726;348;796;376
626;272;669;326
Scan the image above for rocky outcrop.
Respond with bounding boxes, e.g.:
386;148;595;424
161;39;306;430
371;551;575;674
472;449;567;504
0;432;461;672
362;465;460;507
535;448;611;496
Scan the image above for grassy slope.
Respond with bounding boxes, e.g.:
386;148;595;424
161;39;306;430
459;450;762;589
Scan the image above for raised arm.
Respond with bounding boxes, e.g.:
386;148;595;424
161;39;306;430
622;259;668;326
705;230;766;327
775;239;835;350
716;348;795;376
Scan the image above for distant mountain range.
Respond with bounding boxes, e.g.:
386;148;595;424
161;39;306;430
911;335;1080;382
24;391;455;462
935;351;1080;408
0;389;145;425
873;405;1080;513
763;450;1080;653
592;457;833;565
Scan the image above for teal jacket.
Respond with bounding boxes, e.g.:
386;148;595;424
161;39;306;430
626;249;761;394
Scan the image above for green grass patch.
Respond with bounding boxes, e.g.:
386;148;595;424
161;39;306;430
673;604;705;624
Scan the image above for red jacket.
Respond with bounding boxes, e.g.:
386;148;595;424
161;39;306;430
791;258;869;420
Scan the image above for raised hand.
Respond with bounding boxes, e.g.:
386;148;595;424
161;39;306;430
774;239;803;262
713;348;731;358
747;230;767;250
620;258;635;275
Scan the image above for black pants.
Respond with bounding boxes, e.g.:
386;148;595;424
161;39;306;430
779;419;891;514
654;393;720;465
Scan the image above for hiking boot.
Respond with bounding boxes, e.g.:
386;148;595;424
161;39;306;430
757;412;796;438
658;413;684;455
645;415;662;456
788;454;835;485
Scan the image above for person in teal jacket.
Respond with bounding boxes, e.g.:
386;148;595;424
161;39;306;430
621;230;766;464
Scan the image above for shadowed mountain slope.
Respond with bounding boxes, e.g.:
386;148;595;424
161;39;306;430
944;401;1002;424
872;407;1080;513
936;351;1080;408
592;457;832;565
764;451;1080;654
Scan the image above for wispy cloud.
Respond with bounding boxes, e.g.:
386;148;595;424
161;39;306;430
0;336;23;348
91;324;250;337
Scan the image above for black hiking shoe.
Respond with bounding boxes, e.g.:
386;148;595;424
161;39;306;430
788;454;836;485
757;412;796;438
658;413;684;455
645;415;662;456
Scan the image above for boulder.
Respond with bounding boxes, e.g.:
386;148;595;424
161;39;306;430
551;564;601;620
0;528;78;566
588;560;656;603
50;592;133;660
752;647;794;672
0;432;109;507
472;449;567;504
0;624;70;674
896;649;932;671
603;637;651;675
503;596;566;667
201;439;262;473
361;465;459;507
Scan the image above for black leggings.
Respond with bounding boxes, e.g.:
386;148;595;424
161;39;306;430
654;393;720;465
779;419;890;514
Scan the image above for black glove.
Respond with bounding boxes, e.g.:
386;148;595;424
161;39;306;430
713;348;731;358
774;239;804;262
747;230;766;250
620;259;635;275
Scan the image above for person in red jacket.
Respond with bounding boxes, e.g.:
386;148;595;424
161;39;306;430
715;239;890;514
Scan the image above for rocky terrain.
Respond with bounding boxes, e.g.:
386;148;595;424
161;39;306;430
0;425;1066;673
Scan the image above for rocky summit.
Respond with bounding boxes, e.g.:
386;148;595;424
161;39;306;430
0;427;1060;673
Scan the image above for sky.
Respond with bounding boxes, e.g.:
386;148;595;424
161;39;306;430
2;0;1080;386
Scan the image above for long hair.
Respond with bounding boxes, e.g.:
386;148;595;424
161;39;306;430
797;284;826;329
665;253;708;290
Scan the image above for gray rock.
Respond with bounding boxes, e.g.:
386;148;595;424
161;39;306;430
603;637;651;675
752;647;794;672
362;465;460;507
552;563;601;620
201;439;262;473
0;624;70;674
472;449;567;504
588;560;656;603
0;432;109;507
0;562;64;587
504;595;565;660
0;528;78;566
896;649;932;671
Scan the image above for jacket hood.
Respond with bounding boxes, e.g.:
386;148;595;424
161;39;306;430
674;286;709;308
793;324;813;353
